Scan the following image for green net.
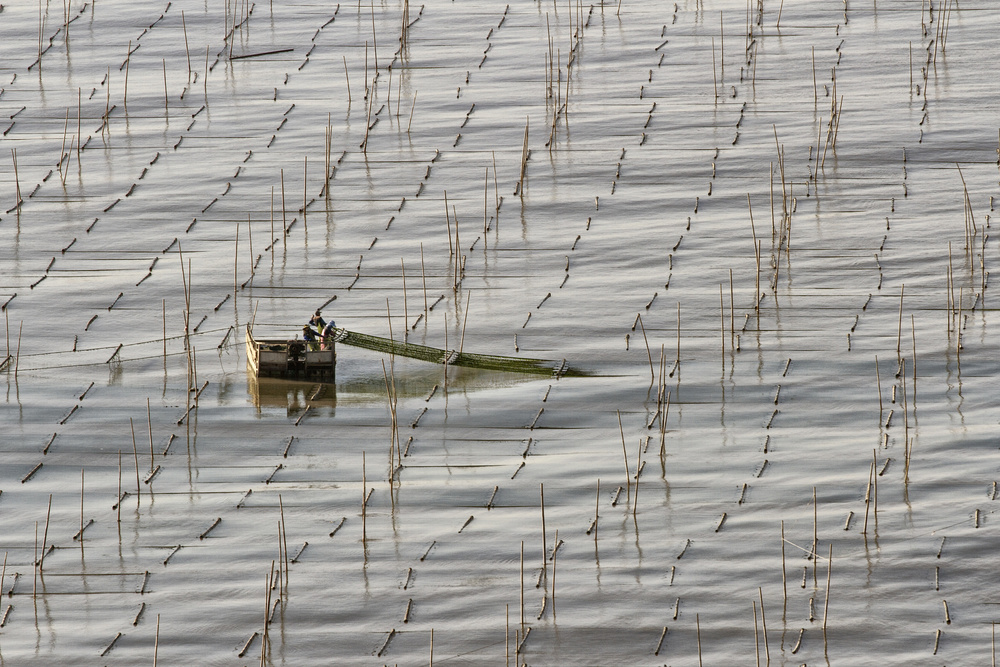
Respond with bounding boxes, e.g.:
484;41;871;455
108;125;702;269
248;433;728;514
333;329;579;377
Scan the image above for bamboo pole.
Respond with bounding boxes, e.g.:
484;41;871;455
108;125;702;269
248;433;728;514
520;541;525;632
130;418;141;499
618;410;631;503
182;11;192;81
759;588;770;663
420;243;428;317
162;59;169;116
540;483;548;587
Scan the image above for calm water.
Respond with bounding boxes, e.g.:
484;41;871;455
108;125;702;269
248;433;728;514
1;0;998;664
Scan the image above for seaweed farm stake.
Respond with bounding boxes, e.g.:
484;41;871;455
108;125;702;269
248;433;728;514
759;588;770;663
636;313;654;382
483;167;489;238
279;494;289;589
519;541;525;632
79;469;84;551
618;410;631;503
420;243;428;317
261;562;274;665
453;206;461;289
875;356;883;419
872;449;879;522
362;452;367;546
822;544;833;640
902;358;909;447
204;46;210;105
633;437;642;520
696;613;703;666
712;37;718;100
247;215;254;277
674;303;681;375
11;149;23;212
594;479;600;544
130;418;141;500
862;460;873;534
401;259;409;336
729;269;735;349
162;299;167;362
516;117;529;196
911;314;918;405
720;285;725;370
781;521;787;617
380;360;399;473
162;59;169;117
460;290;471;354
551;529;558;616
753;600;760;666
444;191;453;256
280;170;287;249
408;91;417;134
39;494;52;571
812;487;818;587
506;604;510;665
492;151;500;226
32;522;37;598
15;321;22;380
540;483;548;587
147;398;155;470
117;451;122;525
896;284;905;360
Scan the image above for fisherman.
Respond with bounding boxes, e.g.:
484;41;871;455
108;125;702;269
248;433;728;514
309;310;326;331
320;320;337;350
302;324;319;351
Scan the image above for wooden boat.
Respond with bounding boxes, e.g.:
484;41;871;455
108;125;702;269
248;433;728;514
245;325;335;381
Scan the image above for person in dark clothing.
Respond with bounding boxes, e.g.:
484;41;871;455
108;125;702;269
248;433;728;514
302;325;319;351
309;310;326;331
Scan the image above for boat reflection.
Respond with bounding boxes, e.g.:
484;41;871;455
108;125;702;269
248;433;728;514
247;375;336;416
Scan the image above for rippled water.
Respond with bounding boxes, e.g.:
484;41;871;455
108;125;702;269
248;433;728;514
1;0;998;664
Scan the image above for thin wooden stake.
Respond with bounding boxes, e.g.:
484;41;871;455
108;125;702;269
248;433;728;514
875;356;883;419
182;11;192;81
162;59;169;116
80;469;85;549
130;418;141;499
343;56;351;103
154;614;160;666
618;410;631;503
420;243;428;316
696;613;703;667
822;543;833;635
39;494;53;571
753;600;760;667
781;521;787;615
146;398;155;469
520;541;525;632
540;483;548;586
759;587;770;663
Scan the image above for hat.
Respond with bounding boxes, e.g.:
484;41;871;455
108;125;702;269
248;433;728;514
314;310;322;316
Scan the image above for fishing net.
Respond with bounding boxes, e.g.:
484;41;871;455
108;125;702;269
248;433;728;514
332;328;577;377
